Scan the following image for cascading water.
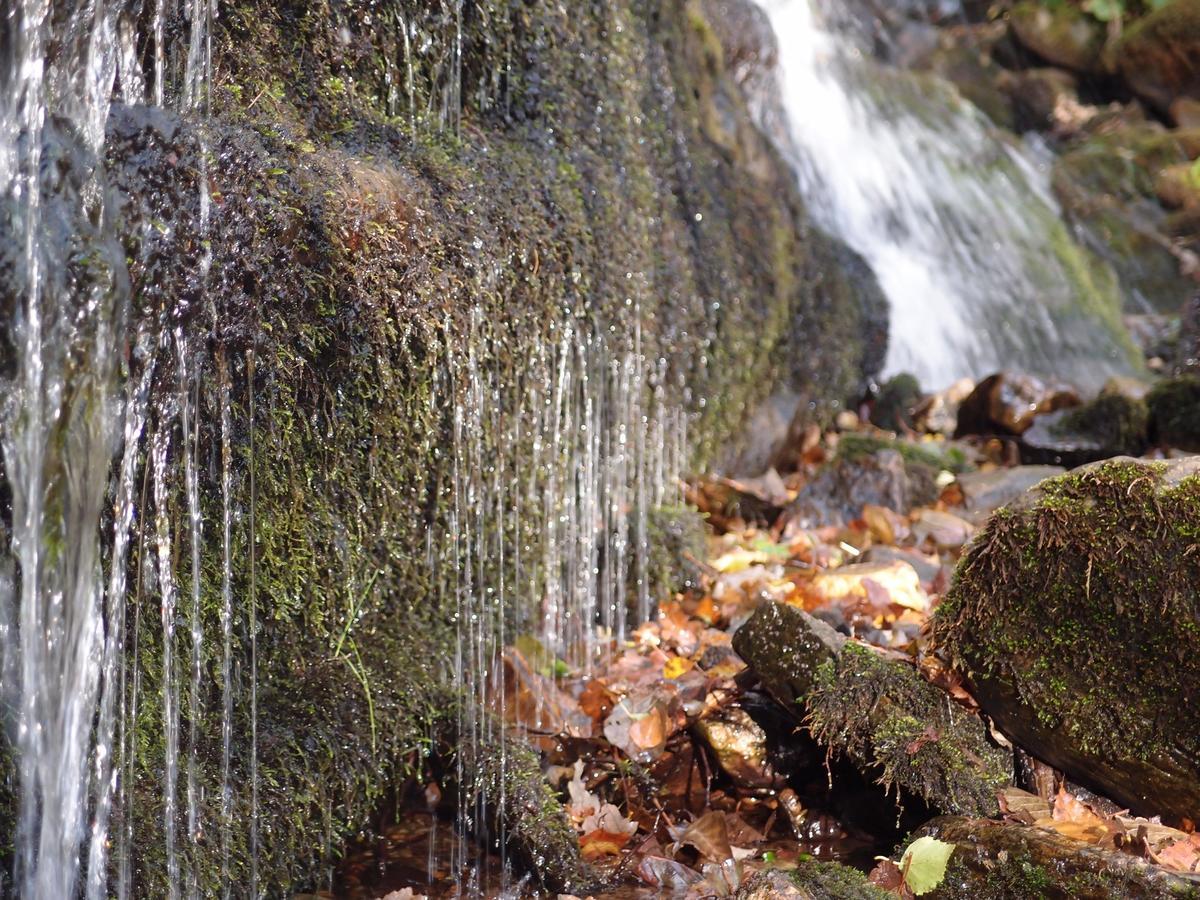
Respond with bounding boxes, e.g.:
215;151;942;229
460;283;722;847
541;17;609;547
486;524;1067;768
1;1;694;896
759;0;1140;390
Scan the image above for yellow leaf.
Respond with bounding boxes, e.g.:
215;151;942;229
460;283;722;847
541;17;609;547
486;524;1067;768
663;656;695;679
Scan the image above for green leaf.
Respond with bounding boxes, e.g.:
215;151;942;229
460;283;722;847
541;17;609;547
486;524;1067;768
901;836;956;896
1082;0;1124;20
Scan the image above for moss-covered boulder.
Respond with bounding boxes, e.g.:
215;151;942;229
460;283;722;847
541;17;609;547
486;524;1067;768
1148;374;1200;450
935;457;1200;819
1109;0;1200;113
733;603;1011;817
870;373;924;433
1019;390;1150;464
1008;1;1107;73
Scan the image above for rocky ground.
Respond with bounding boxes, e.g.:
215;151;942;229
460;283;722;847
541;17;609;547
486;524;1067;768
321;358;1200;899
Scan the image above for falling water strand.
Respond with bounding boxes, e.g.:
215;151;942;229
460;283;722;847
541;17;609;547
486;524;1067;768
180;336;205;899
88;330;158;900
217;350;235;899
152;397;182;900
248;349;260;899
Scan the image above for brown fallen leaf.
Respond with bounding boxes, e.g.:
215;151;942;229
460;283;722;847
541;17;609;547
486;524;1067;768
580;828;634;861
1154;834;1200;873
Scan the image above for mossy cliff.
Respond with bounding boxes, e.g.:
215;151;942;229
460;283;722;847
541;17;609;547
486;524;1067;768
934;458;1200;820
81;0;885;894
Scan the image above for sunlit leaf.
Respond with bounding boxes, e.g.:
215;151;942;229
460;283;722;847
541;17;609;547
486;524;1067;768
901;835;955;895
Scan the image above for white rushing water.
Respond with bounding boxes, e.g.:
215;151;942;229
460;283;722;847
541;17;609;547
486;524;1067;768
759;0;1138;390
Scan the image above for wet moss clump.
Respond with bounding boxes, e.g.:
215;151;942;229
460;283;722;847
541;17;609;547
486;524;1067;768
644;505;710;599
870;373;923;433
1050;391;1149;456
807;643;1010;817
790;856;893;899
1148;374;1200;450
934;458;1200;818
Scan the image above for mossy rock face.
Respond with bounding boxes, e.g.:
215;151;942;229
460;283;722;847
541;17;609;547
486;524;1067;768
49;0;890;895
916;816;1200;899
934;457;1200;819
1148;374;1200;450
1051;121;1195;316
1110;0;1200;113
1009;1;1106;73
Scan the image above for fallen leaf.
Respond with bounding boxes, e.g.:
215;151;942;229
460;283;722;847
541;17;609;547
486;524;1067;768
663;656;695;680
580;828;634;860
1154;834;1200;873
901;835;955;896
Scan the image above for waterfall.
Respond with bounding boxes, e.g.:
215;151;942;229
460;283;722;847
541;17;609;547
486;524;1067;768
759;0;1139;391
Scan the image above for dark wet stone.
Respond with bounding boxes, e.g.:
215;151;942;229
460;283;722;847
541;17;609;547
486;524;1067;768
954;372;1081;438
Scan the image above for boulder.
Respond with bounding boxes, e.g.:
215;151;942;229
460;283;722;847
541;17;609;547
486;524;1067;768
934;457;1200;819
954;372;1080;438
913;816;1200;899
1019;391;1150;465
1008;1;1106;73
953;465;1064;524
734;603;1011;817
1148;373;1200;450
870;372;924;433
1109;0;1200;114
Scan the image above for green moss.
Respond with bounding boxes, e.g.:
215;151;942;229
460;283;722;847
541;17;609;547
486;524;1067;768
1148;374;1200;450
838;432;972;475
1050;391;1149;455
807;644;1010;816
790;855;893;899
870;373;923;433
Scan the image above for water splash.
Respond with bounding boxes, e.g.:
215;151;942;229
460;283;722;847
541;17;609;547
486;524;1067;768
759;0;1137;390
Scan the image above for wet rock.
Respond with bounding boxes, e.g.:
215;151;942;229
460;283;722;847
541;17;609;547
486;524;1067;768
1052;121;1198;316
1109;0;1200;114
1177;295;1200;374
1148;373;1200;450
735;603;1010;816
869;372;924;433
1008;1;1106;73
1019;391;1150;465
953;465;1064;523
786;451;914;530
693;706;784;792
477;739;590;893
912;816;1200;899
735;860;890;899
934;457;1200;819
915;22;1017;130
954;372;1080;438
912;378;976;435
732;602;845;712
998;67;1083;135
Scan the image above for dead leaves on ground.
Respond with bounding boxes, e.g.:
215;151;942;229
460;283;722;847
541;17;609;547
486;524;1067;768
998;786;1200;874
